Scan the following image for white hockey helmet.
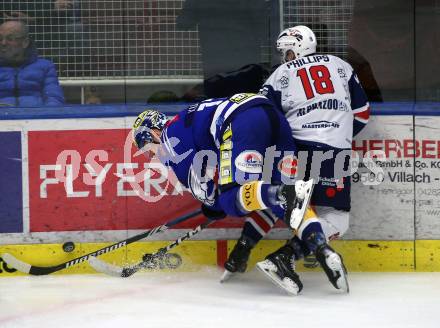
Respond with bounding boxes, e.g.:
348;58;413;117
276;25;317;63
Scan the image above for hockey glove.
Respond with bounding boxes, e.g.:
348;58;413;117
201;204;226;221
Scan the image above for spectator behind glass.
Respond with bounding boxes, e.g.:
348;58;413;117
1;1;87;77
0;20;65;107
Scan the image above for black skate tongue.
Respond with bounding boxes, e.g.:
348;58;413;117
282;185;297;226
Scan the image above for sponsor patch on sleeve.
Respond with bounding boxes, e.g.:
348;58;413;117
234;151;263;174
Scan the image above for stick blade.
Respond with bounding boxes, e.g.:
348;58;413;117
1;253;31;274
88;256;124;277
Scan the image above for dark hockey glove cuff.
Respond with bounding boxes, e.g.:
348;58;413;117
201;204;226;221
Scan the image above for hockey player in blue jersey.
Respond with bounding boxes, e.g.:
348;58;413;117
132;93;324;295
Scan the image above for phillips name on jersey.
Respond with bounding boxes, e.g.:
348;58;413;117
260;54;370;150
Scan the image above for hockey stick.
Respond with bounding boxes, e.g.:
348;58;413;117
1;209;202;275
88;219;213;277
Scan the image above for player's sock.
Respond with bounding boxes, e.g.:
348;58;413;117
241;210;277;244
301;222;326;253
221;211;276;282
224;210;276;272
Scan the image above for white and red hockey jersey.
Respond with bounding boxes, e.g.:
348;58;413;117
260;54;369;149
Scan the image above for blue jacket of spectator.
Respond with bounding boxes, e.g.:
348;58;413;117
0;45;65;107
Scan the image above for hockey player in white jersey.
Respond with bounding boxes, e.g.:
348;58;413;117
251;25;370;294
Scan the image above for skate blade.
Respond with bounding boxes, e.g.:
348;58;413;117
338;274;350;293
220;270;235;283
326;253;350;293
256;260;300;296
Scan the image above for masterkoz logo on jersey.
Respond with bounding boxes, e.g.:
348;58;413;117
235;151;263;173
297;99;349;117
302;121;340;129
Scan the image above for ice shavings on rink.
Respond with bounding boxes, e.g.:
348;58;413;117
0;270;439;328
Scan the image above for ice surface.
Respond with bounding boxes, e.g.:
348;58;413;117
0;269;439;328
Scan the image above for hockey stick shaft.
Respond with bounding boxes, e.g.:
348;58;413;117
2;209;202;275
88;219;213;277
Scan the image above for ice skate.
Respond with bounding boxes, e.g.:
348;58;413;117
256;246;303;296
281;179;314;231
220;236;254;283
290;179;314;230
315;244;349;293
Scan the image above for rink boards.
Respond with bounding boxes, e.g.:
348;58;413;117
1;239;440;276
1;103;440;273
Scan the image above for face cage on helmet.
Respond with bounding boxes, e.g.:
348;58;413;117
277;33;316;62
276;46;294;63
133;126;155;150
276;37;298;63
133;110;168;149
277;48;286;63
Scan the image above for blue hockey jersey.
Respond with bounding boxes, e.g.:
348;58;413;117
158;93;297;217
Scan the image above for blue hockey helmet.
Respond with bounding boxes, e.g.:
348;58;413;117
132;109;168;149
